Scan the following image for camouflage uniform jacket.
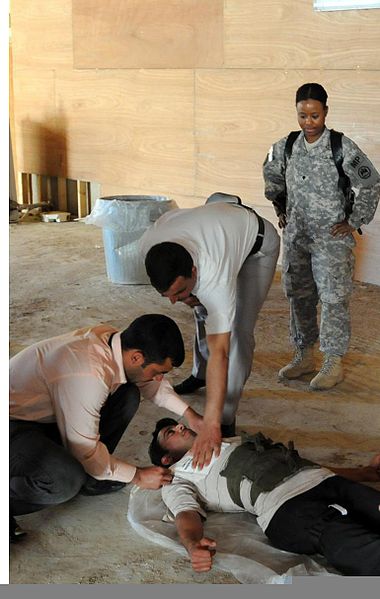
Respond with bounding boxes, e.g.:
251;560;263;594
263;127;380;240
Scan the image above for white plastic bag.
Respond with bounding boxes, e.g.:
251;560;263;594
84;196;176;284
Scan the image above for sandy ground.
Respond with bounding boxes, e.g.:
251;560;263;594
9;220;380;584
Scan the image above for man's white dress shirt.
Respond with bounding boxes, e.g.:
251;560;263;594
10;325;189;483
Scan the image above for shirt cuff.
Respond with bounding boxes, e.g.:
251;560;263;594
115;463;137;484
86;455;137;484
347;216;363;230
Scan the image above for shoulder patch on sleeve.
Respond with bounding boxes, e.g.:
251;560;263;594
350;155;361;169
349;154;379;186
358;165;372;180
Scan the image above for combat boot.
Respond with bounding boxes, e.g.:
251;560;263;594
309;355;344;390
278;346;316;379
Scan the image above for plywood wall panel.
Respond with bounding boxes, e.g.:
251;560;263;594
99;184;203;209
72;0;223;69
195;69;299;202
195;70;380;204
11;0;73;69
12;70;56;124
12;69;66;175
53;70;195;190
55;70;195;129
12;68;196;191
225;0;380;69
62;127;195;194
318;74;380;153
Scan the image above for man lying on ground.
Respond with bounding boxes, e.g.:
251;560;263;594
148;418;380;576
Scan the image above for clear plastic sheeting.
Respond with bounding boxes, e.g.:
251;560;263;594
84;195;176;284
127;486;339;584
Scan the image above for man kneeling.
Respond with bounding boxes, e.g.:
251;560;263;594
149;418;380;576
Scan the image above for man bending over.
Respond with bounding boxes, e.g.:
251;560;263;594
140;195;280;468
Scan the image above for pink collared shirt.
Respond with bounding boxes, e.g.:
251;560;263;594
10;324;189;483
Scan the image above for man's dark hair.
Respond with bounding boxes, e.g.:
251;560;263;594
120;314;184;367
145;242;193;293
295;83;328;107
148;418;178;466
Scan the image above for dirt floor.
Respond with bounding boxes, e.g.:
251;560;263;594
9;220;380;584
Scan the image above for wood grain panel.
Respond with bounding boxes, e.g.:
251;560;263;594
9;42;21;203
12;70;56;123
100;184;203;210
13;68;195;191
73;0;223;68
54;70;195;191
195;69;301;202
12;69;67;175
62;127;195;194
11;0;73;68
55;70;194;129
225;0;380;69
195;69;380;203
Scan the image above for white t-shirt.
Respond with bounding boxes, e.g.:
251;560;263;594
162;441;335;532
162;442;243;518
139;203;259;334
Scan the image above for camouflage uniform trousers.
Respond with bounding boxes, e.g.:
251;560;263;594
282;232;354;356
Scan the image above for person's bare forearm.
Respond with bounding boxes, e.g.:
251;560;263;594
183;406;203;434
175;511;204;551
204;348;228;424
175;511;217;572
190;333;230;468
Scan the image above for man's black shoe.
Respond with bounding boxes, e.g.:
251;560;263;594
173;375;206;395
221;419;236;438
80;478;126;496
10;516;27;544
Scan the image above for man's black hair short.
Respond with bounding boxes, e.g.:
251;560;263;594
148;418;178;467
296;83;328;107
120;314;184;367
145;242;193;293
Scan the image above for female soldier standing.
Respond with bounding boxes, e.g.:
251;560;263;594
263;83;380;390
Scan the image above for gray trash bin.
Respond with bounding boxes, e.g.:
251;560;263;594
84;195;176;284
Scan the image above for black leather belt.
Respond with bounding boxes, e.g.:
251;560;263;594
247;213;265;257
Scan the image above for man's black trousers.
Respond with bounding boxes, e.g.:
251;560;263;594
10;383;140;516
265;475;380;576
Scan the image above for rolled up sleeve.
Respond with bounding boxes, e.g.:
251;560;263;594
162;478;207;520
